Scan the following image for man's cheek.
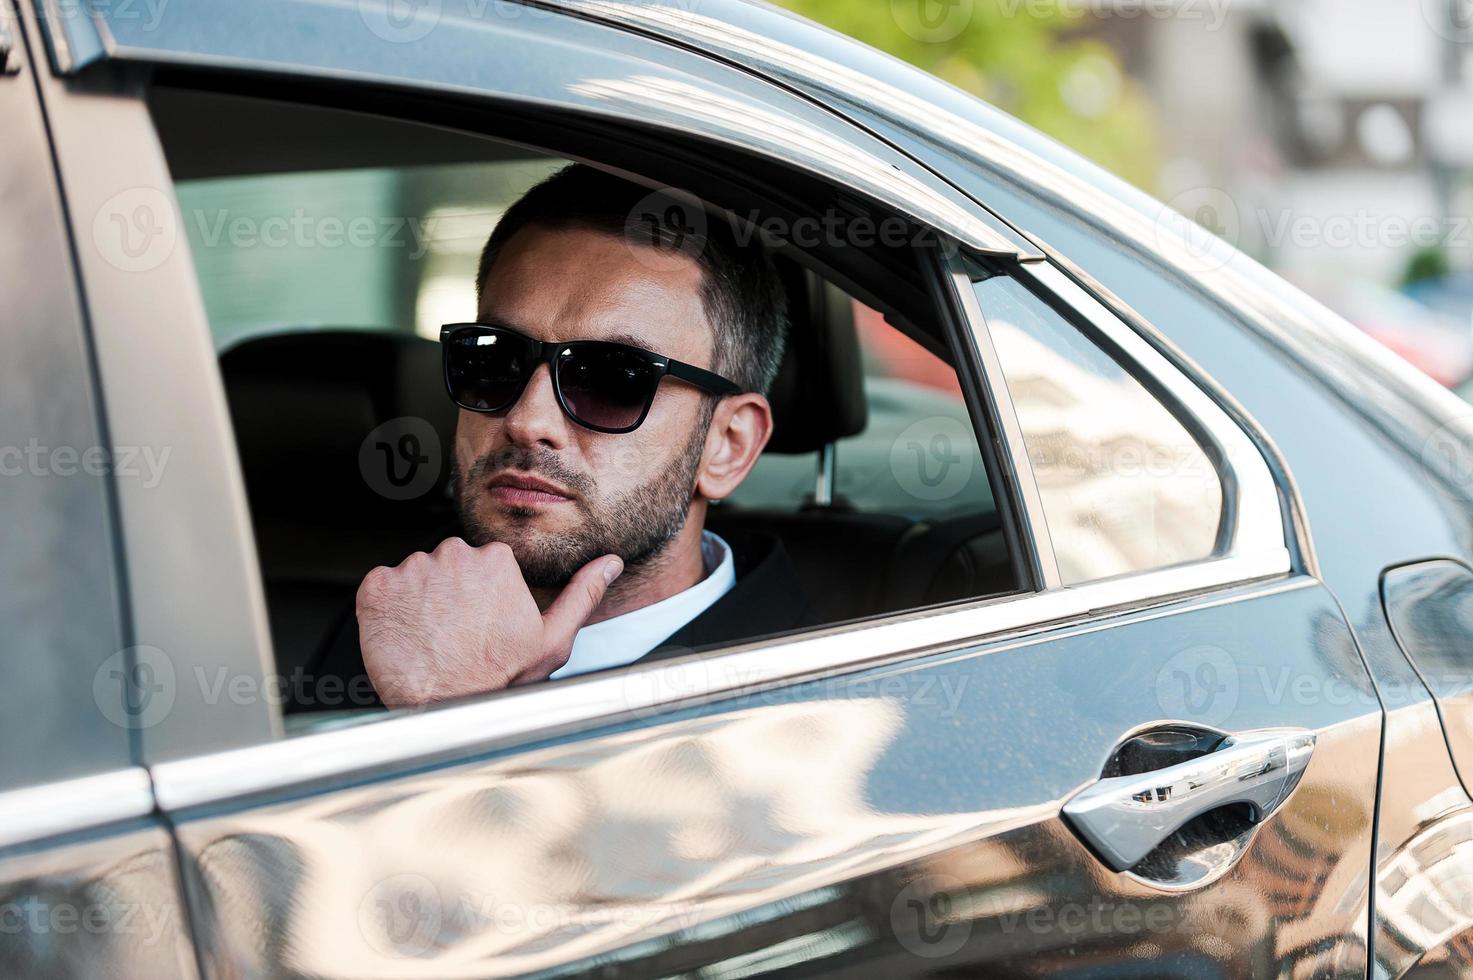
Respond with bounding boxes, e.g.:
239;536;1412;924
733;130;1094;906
602;441;656;484
454;415;499;467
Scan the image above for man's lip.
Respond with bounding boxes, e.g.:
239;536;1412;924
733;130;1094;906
484;472;573;499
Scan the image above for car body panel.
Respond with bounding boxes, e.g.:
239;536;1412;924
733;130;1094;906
951;169;1471;980
18;0;281;759
1384;561;1473;795
1375;562;1473;975
173;577;1376;977
607;14;1473;972
0;0;128;790
0;13;198;976
0;823;199;980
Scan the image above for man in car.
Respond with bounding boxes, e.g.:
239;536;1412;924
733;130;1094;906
342;165;806;707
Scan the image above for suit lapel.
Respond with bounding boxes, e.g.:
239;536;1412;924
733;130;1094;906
638;530;812;663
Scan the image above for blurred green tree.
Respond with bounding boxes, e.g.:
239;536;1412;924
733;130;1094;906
772;0;1161;192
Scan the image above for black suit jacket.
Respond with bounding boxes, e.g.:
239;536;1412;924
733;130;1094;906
290;530;812;713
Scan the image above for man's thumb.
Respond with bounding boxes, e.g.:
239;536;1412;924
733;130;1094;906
543;555;623;638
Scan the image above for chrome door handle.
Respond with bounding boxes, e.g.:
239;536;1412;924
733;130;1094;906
1062;728;1315;871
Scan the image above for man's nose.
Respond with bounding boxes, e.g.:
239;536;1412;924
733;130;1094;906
502;363;570;448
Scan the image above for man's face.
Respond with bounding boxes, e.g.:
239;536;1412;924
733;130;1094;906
454;225;719;588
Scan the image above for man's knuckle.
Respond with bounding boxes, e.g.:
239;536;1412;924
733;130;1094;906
359;566;390;598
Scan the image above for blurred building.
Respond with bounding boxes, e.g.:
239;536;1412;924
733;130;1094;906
1076;0;1473;292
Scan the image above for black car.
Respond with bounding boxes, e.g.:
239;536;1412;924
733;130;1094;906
5;0;1473;976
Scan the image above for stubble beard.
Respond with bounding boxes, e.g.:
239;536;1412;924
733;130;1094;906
455;408;713;589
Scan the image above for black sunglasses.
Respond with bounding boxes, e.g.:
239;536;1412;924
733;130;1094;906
441;323;741;434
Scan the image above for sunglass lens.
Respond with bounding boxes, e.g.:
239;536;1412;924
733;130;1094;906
446;330;530;411
557;346;660;431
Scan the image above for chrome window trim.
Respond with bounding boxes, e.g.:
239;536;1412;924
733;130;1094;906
949;256;1288;591
152;549;1290;812
0;768;155;851
142;237;1287;813
149;247;1293;809
1032;241;1320;578
1019;261;1287;566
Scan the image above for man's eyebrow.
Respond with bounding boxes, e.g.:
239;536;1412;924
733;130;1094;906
552;328;660;353
475;313;525;332
472;319;660;355
594;331;657;352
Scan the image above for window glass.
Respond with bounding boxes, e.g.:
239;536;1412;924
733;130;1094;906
975;276;1223;583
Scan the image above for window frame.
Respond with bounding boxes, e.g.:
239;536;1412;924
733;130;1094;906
956;258;1288;589
32;0;1289;813
32;0;1039;772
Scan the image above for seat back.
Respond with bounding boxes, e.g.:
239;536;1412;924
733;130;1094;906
221;330;459;675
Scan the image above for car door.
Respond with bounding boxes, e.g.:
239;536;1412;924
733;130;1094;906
27;0;1383;976
153;235;1380;976
0;5;198;978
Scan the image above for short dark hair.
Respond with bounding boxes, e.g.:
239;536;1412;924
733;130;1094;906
476;164;788;395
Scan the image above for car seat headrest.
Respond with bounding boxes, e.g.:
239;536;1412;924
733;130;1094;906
764;260;868;454
219;330;459;523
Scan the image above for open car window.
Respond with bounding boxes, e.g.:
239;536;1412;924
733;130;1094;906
150;88;1023;733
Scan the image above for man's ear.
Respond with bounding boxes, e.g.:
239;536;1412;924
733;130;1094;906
696;393;773;501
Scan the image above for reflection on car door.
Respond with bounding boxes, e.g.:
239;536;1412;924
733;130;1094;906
163;575;1377;976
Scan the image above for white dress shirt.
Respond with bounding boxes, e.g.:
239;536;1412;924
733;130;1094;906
551;531;736;679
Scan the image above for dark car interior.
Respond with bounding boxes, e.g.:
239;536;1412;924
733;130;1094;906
152;84;1022;692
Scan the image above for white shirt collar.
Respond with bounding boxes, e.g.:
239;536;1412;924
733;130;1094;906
551;531;736;679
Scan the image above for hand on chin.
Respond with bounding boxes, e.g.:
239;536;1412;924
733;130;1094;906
355;536;623;707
